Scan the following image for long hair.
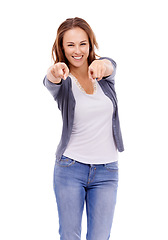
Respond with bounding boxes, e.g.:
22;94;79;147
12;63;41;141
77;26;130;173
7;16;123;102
52;17;99;66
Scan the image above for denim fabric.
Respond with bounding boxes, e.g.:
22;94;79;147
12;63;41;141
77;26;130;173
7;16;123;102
53;155;118;240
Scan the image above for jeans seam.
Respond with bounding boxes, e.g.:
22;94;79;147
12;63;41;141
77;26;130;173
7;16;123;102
104;168;118;172
86;193;90;240
87;168;96;184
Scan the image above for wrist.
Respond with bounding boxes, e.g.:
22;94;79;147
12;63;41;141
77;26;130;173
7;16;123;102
101;59;113;77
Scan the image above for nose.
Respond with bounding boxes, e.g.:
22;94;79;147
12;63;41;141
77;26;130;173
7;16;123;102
74;45;81;54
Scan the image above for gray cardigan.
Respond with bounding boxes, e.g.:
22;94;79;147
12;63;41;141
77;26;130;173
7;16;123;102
43;57;124;161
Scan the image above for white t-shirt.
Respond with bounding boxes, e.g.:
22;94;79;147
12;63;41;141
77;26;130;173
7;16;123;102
63;74;118;164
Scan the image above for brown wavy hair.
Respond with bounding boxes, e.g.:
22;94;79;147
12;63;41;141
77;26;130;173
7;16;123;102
52;17;99;66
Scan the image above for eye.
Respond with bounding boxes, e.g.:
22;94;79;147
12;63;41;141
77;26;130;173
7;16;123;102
67;44;74;47
80;43;86;46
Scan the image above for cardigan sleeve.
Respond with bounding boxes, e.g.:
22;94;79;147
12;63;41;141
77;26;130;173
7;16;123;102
43;75;63;101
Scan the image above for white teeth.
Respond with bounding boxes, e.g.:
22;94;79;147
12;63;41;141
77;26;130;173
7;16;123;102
73;56;82;60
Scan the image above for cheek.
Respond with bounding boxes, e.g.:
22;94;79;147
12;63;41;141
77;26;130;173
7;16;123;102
84;46;90;57
64;48;72;59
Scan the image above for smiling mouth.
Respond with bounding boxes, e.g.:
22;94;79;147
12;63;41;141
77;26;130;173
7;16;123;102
72;56;83;60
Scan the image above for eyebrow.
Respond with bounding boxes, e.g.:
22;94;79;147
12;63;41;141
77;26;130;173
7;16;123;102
80;40;87;43
67;40;88;44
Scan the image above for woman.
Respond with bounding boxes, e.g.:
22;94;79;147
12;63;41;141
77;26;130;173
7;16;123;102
43;17;124;240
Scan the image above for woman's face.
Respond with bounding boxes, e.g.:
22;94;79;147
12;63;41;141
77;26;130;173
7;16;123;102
62;27;90;69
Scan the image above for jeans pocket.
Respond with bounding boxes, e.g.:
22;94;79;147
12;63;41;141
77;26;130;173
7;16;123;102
104;161;119;171
56;155;76;167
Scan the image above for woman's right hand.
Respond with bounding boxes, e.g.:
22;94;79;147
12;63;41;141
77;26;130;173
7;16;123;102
47;62;69;83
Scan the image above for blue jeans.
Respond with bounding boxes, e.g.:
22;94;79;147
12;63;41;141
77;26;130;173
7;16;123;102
53;155;118;240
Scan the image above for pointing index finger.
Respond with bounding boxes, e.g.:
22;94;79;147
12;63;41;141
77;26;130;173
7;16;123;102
60;62;69;80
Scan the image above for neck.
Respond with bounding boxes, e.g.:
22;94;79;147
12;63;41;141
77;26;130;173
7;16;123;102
70;63;88;80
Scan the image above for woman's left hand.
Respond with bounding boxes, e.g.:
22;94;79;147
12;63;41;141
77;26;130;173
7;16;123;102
88;59;113;81
88;60;106;81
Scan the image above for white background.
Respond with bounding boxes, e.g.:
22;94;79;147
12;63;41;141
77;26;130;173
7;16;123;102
1;0;168;239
